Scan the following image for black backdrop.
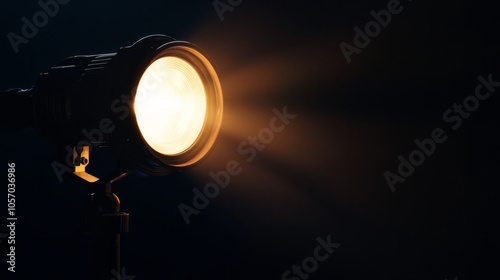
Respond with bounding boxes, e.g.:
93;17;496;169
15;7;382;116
1;0;499;279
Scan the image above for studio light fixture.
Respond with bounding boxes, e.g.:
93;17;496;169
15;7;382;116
1;34;223;280
3;34;223;175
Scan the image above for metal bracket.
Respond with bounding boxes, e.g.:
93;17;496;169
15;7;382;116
73;145;99;183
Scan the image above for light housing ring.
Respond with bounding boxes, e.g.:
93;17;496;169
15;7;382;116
130;41;223;169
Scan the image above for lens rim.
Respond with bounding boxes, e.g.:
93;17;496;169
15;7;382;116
131;42;223;168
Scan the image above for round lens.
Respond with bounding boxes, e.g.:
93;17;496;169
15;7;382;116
134;56;207;155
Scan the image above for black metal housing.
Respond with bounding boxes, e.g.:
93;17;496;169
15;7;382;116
1;35;223;176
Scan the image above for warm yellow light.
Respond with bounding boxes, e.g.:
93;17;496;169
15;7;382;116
134;56;207;155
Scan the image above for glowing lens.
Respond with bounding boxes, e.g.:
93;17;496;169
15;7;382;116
134;56;207;155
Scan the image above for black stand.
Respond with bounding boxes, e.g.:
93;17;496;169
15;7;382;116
83;176;129;280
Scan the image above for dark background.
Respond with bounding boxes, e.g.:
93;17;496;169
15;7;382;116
1;0;499;279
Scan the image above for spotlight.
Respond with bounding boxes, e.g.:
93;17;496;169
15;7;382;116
0;35;223;280
1;34;223;177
